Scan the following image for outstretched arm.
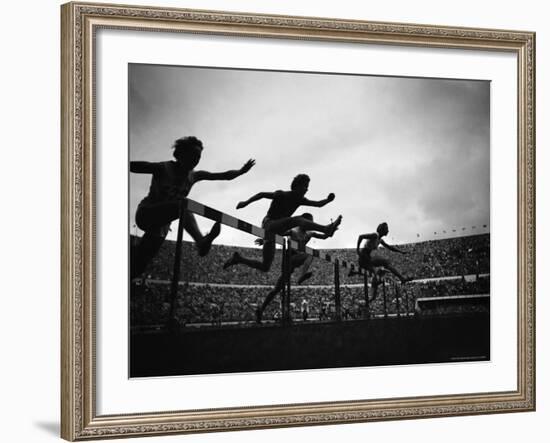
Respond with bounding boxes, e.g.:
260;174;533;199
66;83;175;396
380;239;407;254
301;193;335;207
236;191;275;209
194;159;255;182
130;161;162;174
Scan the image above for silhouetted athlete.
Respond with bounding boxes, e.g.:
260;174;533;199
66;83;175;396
255;213;330;323
223;174;342;273
130;136;255;279
349;222;412;286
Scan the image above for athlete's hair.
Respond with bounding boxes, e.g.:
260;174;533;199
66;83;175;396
377;222;389;234
301;212;313;221
172;136;203;159
291;174;310;191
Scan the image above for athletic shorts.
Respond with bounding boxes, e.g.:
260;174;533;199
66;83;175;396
359;252;374;271
290;251;309;264
135;205;170;238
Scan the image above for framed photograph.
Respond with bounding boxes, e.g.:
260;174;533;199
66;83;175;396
61;1;535;440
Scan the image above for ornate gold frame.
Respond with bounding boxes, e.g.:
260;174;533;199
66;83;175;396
61;2;536;440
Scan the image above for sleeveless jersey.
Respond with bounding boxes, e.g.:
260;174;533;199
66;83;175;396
138;161;195;208
363;233;381;254
289;227;312;251
265;190;303;220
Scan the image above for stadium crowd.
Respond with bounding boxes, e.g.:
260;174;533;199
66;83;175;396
133;233;490;286
131;274;490;326
130;234;490;326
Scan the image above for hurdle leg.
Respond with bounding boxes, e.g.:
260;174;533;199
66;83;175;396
382;279;388;318
168;200;186;330
334;260;341;322
280;240;287;323
363;271;370;319
395;281;401;318
281;239;293;324
371;272;379;304
285;239;292;323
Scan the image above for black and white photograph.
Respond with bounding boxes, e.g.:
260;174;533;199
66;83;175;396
128;63;490;378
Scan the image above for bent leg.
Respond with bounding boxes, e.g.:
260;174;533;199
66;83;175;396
225;240;276;272
137;203;220;256
181;211;203;243
182;212;221;256
258;259;300;321
371;256;408;283
297;255;314;284
136;201;180;230
267;216;324;233
131;232;166;279
349;253;368;277
298;254;312;275
268;216;342;236
291;253;308;271
260;275;285;313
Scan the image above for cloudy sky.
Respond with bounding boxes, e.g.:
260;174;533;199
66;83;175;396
129;64;490;249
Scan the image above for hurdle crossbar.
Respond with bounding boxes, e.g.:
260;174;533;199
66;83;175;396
181;198;357;270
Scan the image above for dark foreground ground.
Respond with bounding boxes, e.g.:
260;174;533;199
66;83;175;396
130;312;490;377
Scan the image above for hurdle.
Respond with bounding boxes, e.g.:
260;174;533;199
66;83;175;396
180;198;357;269
334;260;342;321
168;201;185;330
382;278;388;318
395;282;401;318
368;272;415;319
281;238;293;324
363;271;370;319
166;198;356;327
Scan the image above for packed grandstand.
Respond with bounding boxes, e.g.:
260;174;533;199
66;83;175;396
130;233;490;327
